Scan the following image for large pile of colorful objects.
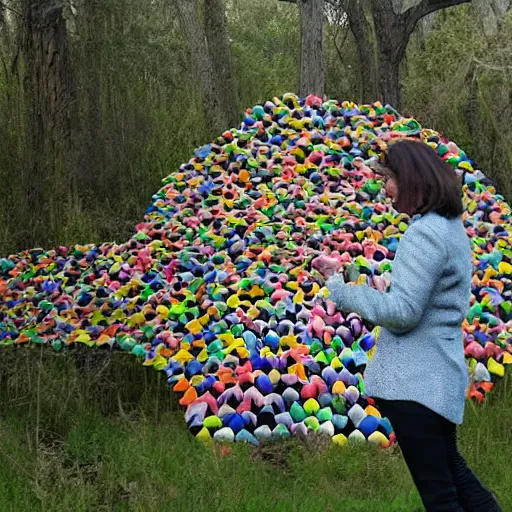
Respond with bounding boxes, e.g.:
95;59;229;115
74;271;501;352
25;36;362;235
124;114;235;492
1;94;511;446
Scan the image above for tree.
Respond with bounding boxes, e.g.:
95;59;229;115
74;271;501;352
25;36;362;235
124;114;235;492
340;1;378;105
21;0;77;246
204;0;239;126
277;0;325;97
298;0;325;97
474;0;510;37
343;0;474;108
176;0;237;138
281;0;472;108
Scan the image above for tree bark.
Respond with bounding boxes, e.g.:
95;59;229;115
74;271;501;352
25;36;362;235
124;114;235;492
378;54;401;108
204;0;238;127
79;0;102;194
176;0;228;139
22;0;77;246
404;0;472;26
369;0;408;108
298;0;325;97
278;0;325;96
368;0;471;109
341;0;378;104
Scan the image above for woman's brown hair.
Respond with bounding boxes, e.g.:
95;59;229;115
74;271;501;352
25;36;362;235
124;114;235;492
380;139;463;218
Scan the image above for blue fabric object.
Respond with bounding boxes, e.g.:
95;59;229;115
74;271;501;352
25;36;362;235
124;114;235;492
185;359;203;379
255;374;273;395
379;417;393;435
326;212;473;425
332;414;349;430
318;392;333;408
235;429;259;445
358;415;380;437
224;413;245;433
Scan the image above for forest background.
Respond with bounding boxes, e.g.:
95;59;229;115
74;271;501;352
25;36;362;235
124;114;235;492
1;0;511;255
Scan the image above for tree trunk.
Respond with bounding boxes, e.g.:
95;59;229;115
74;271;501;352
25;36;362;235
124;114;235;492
204;0;238;127
79;0;102;194
0;2;11;78
377;55;401;108
176;0;228;139
298;0;325;97
342;0;378;104
22;0;77;247
370;0;407;109
370;0;471;109
339;0;471;109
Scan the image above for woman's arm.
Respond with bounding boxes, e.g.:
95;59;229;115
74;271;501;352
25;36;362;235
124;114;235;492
326;222;447;335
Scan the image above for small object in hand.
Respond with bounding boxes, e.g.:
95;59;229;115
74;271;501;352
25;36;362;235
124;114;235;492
345;262;360;283
311;252;344;278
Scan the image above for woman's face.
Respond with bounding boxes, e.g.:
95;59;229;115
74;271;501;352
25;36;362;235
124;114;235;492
383;174;399;205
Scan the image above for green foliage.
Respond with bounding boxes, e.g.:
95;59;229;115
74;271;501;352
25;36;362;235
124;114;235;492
324;21;360;102
0;0;207;254
228;0;299;109
69;0;207;247
403;5;512;202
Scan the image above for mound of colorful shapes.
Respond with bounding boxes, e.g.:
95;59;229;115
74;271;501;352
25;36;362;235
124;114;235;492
1;94;511;446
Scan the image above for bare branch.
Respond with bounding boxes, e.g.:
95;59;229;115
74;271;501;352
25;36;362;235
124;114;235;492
404;0;471;29
332;24;350;64
473;57;512;72
278;0;341;8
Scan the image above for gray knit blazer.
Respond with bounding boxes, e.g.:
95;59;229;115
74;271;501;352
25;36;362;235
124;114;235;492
326;211;473;424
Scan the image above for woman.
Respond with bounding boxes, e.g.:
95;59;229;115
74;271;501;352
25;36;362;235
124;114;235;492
312;139;501;512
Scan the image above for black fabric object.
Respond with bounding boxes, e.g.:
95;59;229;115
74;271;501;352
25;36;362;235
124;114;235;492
374;398;501;512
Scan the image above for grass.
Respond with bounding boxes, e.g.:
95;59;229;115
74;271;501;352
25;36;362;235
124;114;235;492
0;348;510;512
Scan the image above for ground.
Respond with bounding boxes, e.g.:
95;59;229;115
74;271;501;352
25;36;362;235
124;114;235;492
0;349;510;512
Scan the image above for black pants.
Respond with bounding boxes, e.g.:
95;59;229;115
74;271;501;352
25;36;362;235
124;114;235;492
374;399;501;512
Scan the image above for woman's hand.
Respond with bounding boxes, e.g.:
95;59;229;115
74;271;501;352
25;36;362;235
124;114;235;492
311;252;344;280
